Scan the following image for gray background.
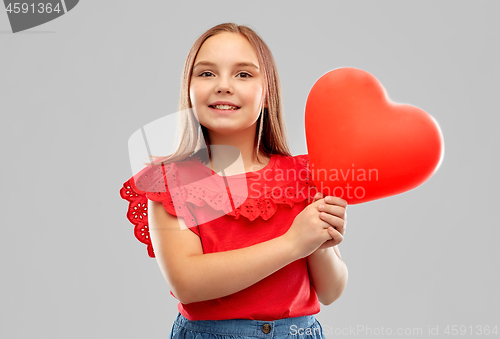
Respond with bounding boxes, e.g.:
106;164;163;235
1;1;499;338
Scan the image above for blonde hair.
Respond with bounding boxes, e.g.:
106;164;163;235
145;23;291;166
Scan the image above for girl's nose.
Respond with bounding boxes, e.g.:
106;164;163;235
215;77;232;94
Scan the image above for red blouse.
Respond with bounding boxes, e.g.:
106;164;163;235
119;153;321;321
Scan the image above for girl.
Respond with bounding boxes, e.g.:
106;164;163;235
120;23;348;339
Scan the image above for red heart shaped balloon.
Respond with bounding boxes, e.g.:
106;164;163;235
305;67;444;204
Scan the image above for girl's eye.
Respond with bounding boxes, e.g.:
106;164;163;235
198;71;252;78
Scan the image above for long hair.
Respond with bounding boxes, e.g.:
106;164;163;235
144;23;291;166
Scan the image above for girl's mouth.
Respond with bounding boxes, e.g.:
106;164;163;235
209;105;241;113
209;105;239;110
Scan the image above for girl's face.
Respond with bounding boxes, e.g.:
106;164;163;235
190;32;265;137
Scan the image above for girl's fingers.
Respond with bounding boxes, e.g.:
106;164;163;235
319;227;343;249
330;227;343;245
319;211;345;235
318;204;346;220
315;195;347;249
323;196;348;208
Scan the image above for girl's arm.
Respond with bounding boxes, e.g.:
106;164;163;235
307;245;348;305
148;200;300;304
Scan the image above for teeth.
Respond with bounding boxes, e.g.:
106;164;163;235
213;104;238;110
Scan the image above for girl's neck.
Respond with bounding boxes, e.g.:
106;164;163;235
206;124;269;173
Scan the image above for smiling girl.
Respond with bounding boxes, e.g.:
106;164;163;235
120;23;348;339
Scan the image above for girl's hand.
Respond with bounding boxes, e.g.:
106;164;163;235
283;193;347;259
312;192;347;250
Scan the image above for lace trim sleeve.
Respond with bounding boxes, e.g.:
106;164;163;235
119;179;156;258
119;163;201;258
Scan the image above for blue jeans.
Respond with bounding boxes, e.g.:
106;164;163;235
169;312;326;339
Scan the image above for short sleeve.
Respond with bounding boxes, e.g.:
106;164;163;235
119;162;201;258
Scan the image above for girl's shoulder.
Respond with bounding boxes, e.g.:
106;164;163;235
127;155;208;193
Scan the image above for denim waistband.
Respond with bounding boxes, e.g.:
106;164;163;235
174;312;319;337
